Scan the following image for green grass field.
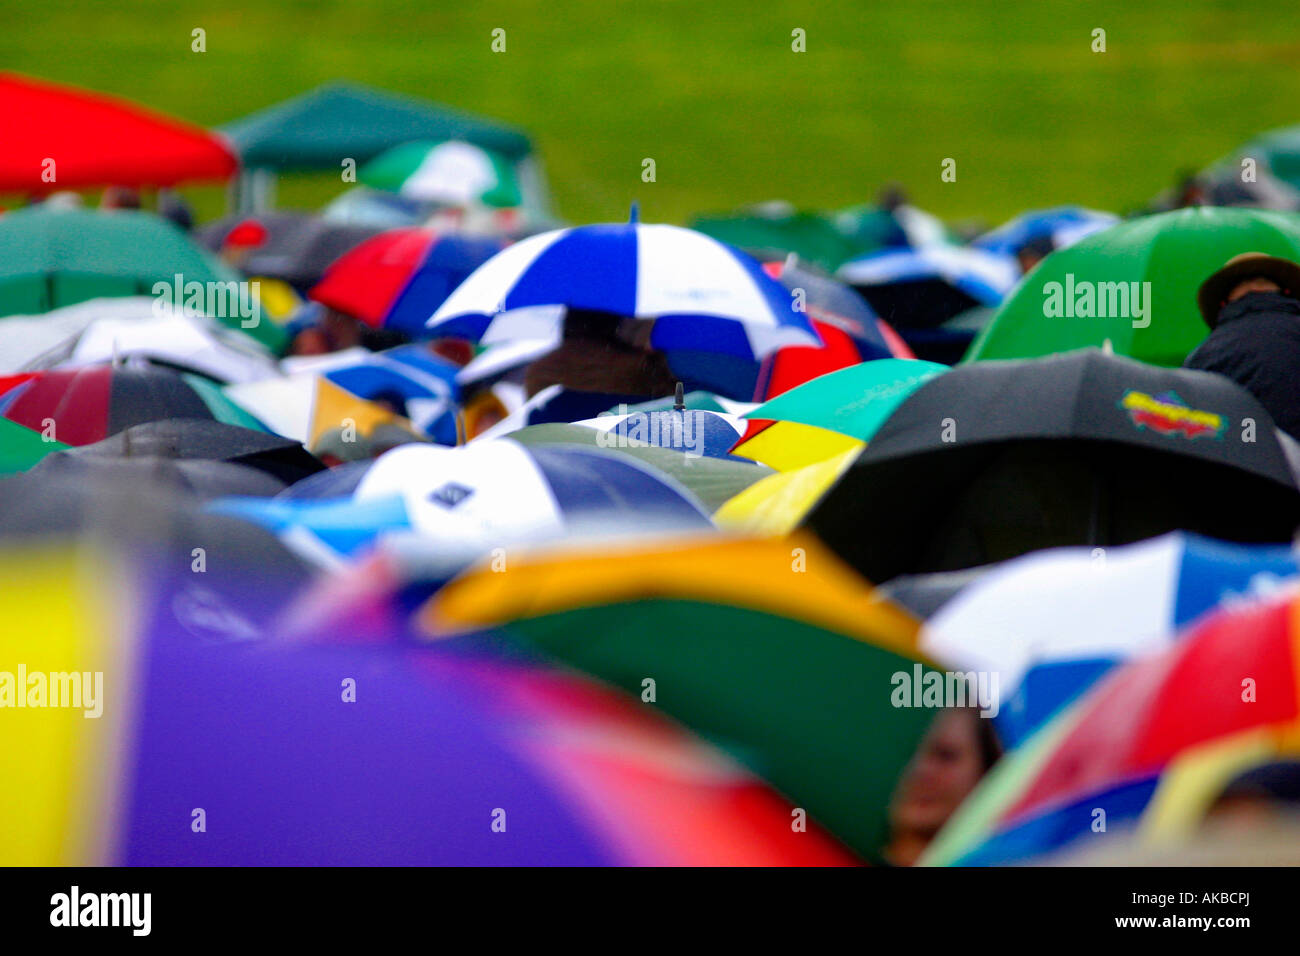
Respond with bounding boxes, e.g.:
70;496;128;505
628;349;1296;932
4;0;1300;229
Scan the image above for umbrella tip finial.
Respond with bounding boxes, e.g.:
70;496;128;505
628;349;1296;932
629;201;640;224
1102;338;1114;355
673;381;685;411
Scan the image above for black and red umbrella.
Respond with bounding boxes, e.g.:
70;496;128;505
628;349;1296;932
0;365;266;446
197;211;385;290
804;348;1300;583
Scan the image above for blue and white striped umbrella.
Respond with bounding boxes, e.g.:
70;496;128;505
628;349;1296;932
427;219;819;360
972;206;1119;258
571;408;748;460
920;532;1300;747
836;243;1020;307
210;439;713;570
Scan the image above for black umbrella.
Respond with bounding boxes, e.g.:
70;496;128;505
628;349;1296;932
27;453;287;498
804;349;1300;583
68;418;325;486
196;211;385;290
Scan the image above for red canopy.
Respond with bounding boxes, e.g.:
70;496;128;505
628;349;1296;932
0;73;238;193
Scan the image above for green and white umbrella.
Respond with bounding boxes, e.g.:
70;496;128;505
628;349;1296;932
359;139;522;208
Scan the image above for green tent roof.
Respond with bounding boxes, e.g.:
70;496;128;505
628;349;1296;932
220;83;533;171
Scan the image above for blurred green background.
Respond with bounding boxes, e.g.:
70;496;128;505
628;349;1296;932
3;0;1299;226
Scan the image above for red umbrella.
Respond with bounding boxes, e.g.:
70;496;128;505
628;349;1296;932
0;73;237;193
310;227;438;326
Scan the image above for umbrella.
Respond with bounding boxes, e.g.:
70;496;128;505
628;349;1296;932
63;418;325;486
922;586;1300;865
755;258;914;399
320;186;431;229
423;532;936;861
972;206;1119;259
0;365;266;446
14;298;279;384
308;228;505;334
714;447;859;535
27;453;287;499
0;72;236;192
1223;124;1300;193
0;543;852;865
196;212;386;291
210;439;713;570
506;422;771;513
0;209;279;348
966;206;1300;367
743;358;948;442
427;217;819;362
728;420;862;471
923;532;1300;747
0;417;67;474
830;202;953;252
836;243;1020;330
803;349;1300;584
567;408;750;461
360;139;523;208
689;202;863;273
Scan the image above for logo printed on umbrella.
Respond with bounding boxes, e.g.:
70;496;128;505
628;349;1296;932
1119;390;1225;439
429;481;475;508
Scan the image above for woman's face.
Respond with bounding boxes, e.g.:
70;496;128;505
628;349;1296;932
889;709;989;838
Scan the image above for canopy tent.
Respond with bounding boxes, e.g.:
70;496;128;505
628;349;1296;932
219;83;544;215
0;72;237;193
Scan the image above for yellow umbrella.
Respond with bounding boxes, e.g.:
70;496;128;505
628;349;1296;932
731;420;862;472
715;446;859;535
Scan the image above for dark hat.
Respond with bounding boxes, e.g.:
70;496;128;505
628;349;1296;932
1197;252;1300;327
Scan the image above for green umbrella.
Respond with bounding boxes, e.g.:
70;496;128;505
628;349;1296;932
1227;125;1300;192
0;208;284;351
426;533;939;861
745;358;948;442
508;422;769;513
691;203;861;272
966;207;1300;367
360;140;522;208
0;418;67;474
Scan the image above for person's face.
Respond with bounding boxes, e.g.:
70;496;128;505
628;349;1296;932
1227;276;1282;303
888;709;989;838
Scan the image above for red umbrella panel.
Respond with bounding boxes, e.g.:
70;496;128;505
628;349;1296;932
0;73;237;193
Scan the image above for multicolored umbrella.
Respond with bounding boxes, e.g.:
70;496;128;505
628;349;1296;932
966;206;1300;367
196;212;386;291
0;72;236;192
1;543;849;865
923;532;1300;747
923;586;1300;865
211;439;713;570
424;533;936;861
728;420;862;472
744;358;948;442
568;408;749;460
0;365;266;446
972;206;1119;259
428;217;819;361
714;447;859;535
360;139;523;208
804;349;1300;584
308;228;505;334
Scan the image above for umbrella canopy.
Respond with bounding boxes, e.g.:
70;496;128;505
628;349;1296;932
63;418;325;487
0;417;67;473
211;440;713;570
27;452;287;498
1224;124;1300;193
360;139;523;207
689;203;862;273
220;82;531;171
506;422;771;513
0;545;851;865
0;209;264;340
744;358;948;442
428;220;819;361
923;587;1300;865
16;299;279;384
423;533;935;861
837;243;1019;329
0;72;236;192
0;365;266;446
309;228;505;333
804;349;1300;583
196;211;386;291
714;446;859;535
923;533;1300;747
966;206;1300;367
567;408;749;461
728;420;862;472
972;206;1119;259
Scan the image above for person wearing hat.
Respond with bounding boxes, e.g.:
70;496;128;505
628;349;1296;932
1184;252;1300;439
